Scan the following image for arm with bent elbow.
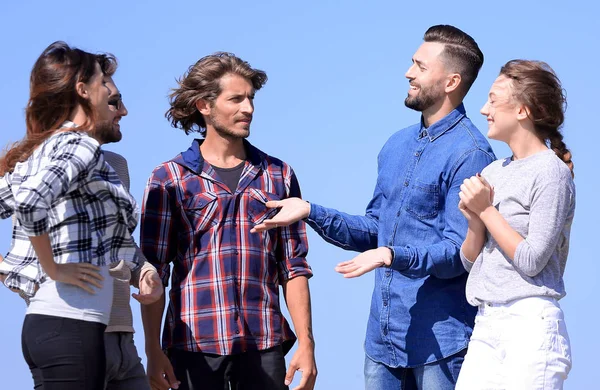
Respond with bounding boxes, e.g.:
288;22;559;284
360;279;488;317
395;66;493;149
463;170;573;277
389;152;494;279
483;178;573;277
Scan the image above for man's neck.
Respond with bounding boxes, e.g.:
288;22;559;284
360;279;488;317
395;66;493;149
200;131;246;168
67;107;105;145
421;97;462;128
68;106;87;128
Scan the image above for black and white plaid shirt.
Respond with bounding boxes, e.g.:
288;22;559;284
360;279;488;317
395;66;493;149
0;124;140;296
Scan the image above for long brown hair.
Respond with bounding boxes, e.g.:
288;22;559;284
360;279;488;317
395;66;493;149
0;41;117;175
500;60;574;176
166;52;267;136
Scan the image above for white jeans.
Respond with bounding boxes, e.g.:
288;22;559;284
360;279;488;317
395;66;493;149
456;297;571;390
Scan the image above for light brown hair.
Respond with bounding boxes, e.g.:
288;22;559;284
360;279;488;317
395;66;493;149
166;52;267;136
500;60;573;176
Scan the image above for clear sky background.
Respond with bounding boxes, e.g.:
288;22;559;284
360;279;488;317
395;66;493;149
0;1;598;388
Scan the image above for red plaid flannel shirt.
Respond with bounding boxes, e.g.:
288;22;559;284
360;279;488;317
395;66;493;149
141;139;312;355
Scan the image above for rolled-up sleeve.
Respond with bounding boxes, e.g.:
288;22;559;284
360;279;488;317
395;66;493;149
140;168;177;287
0;174;14;219
513;172;574;277
277;168;312;282
459;248;481;273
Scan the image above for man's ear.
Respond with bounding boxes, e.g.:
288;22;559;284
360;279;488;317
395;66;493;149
196;99;211;116
445;73;462;94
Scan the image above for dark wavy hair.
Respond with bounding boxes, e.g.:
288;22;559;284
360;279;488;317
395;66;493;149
166;52;267;136
500;60;573;176
0;41;117;175
424;25;484;97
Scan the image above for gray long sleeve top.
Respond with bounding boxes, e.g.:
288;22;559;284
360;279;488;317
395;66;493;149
460;149;575;306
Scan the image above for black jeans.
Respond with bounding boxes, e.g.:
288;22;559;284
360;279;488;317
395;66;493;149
169;345;288;390
21;314;107;390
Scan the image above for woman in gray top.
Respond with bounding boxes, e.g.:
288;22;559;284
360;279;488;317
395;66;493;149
455;60;575;389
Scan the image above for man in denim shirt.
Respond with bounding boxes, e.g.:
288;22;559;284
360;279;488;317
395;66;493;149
252;25;496;389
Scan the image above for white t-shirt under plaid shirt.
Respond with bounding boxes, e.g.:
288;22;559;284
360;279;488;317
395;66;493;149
0;127;140;297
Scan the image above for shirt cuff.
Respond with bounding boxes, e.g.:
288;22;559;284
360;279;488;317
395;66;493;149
278;257;313;282
19;217;49;237
156;264;171;287
388;246;410;271
306;202;325;226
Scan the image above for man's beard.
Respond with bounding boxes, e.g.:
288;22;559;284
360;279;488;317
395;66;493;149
210;111;250;140
94;120;122;144
404;83;444;112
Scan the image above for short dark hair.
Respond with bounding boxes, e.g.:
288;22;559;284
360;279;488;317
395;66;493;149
166;52;268;136
424;25;484;96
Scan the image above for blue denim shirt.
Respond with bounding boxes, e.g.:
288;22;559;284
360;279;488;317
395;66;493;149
307;104;496;367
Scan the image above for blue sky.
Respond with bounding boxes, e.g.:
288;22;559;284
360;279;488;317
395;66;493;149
0;1;598;388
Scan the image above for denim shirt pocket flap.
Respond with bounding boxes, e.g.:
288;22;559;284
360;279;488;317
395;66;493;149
405;180;440;220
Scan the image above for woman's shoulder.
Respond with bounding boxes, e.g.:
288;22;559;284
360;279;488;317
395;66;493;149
532;151;573;182
41;130;101;161
49;130;99;147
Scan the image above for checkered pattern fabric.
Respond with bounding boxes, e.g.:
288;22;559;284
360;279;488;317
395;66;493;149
0;125;140;296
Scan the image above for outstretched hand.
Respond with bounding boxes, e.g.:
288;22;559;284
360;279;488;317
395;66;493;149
335;247;393;278
250;198;310;233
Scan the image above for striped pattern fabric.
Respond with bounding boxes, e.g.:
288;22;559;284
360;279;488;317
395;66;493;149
103;150;158;333
0;126;140;296
104;150;131;190
141;139;312;355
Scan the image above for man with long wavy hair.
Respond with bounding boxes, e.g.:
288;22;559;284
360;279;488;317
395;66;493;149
141;53;317;390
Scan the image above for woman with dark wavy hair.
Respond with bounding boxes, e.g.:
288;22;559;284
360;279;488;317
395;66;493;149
0;42;140;389
456;60;574;389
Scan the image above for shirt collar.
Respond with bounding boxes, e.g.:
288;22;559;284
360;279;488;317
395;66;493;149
417;103;466;142
60;120;78;129
176;138;264;174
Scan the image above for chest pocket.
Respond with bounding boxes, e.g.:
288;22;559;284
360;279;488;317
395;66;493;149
404;180;440;220
182;192;218;231
247;188;281;224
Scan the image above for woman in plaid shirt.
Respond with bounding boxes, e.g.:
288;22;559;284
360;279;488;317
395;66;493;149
0;42;139;390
